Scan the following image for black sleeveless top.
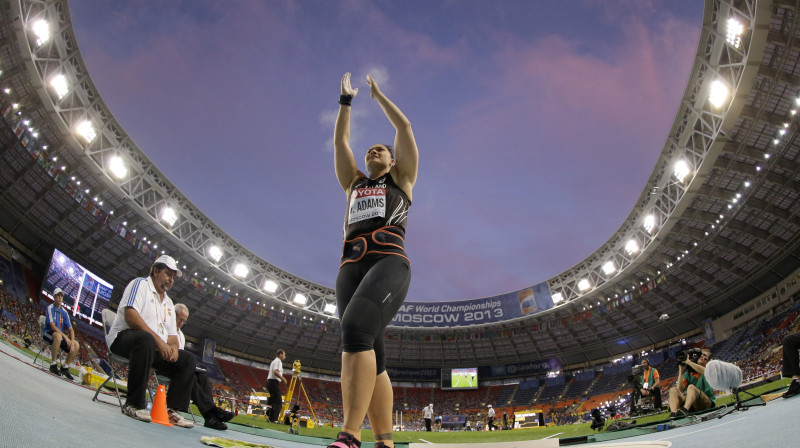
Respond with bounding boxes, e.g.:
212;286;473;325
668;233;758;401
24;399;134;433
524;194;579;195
343;173;411;240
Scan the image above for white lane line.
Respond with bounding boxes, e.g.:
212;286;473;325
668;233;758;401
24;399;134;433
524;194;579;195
655;416;746;440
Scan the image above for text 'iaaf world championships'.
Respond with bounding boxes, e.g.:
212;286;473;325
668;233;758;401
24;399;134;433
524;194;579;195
391;300;505;325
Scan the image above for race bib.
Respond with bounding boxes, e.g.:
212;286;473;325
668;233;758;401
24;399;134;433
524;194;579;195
348;187;386;224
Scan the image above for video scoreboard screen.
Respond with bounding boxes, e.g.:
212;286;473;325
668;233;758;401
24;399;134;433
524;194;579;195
441;367;478;389
41;248;114;328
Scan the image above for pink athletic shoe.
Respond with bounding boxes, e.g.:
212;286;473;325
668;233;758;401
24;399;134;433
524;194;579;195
327;432;361;448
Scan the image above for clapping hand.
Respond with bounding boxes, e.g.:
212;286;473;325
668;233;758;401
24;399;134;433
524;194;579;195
341;72;358;97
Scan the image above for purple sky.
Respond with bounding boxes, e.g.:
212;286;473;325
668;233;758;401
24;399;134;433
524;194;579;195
69;1;703;302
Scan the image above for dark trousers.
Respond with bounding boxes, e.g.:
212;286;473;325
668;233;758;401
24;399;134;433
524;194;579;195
192;370;216;415
425;418;431;431
109;329;195;411
266;379;282;422
488;417;496;430
651;386;663;408
783;333;800;378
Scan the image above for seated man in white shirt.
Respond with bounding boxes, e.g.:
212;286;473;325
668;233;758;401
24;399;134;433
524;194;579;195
106;255;195;427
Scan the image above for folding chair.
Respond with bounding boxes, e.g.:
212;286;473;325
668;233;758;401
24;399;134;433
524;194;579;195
92;309;131;408
32;315;49;367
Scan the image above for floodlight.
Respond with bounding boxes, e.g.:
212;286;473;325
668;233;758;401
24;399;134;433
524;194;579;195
49;74;68;99
233;263;249;278
75;120;97;143
32;19;50;46
577;279;591;292
552;292;564;304
602;261;616;275
208;245;223;262
708;80;729;108
643;214;656;234
673;159;691;183
293;293;308;306
324;303;337;314
263;280;278;293
108;155;127;178
726;17;744;48
625;239;640;255
161;206;178;226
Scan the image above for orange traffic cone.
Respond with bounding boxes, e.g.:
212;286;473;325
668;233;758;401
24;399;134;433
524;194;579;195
150;384;173;427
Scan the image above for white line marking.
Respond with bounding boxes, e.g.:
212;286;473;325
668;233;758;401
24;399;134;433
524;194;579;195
545;432;563;438
656;416;746;440
418;438;433;444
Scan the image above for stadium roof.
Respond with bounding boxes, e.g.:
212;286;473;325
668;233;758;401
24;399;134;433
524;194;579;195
1;0;800;372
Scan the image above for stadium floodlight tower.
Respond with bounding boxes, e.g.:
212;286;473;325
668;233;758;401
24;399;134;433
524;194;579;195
161;207;178;227
48;73;69;99
263;279;278;293
233;263;249;278
108;156;128;179
208;245;223;263
293;293;308;306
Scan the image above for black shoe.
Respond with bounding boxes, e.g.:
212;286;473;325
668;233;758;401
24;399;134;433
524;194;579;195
675;406;689;416
60;366;74;380
49;364;59;375
214;407;235;422
783;379;800;398
204;415;227;430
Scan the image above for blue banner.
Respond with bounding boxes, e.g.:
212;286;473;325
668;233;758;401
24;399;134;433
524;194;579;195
202;338;216;364
390;282;554;327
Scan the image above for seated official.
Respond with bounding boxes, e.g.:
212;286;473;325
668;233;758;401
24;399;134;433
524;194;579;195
106;255;196;427
174;303;235;430
43;287;79;380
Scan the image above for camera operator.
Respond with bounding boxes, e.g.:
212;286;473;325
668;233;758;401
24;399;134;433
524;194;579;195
639;359;662;409
669;348;715;416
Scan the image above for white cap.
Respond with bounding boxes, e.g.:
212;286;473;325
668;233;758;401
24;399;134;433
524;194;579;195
154;254;179;272
53;287;63;296
487;404;492;408
429;403;433;407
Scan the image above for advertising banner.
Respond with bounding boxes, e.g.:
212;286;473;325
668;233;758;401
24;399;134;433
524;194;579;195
385;366;440;381
390;282;555;327
478;358;561;379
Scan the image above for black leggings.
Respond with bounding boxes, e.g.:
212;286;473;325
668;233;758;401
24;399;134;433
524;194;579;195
336;254;410;375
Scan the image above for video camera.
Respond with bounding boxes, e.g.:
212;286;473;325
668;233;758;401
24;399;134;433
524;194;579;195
676;348;703;373
589;408;605;431
627;364;644;385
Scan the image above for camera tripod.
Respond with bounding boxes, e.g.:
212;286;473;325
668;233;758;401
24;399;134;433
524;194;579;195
716;386;766;418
